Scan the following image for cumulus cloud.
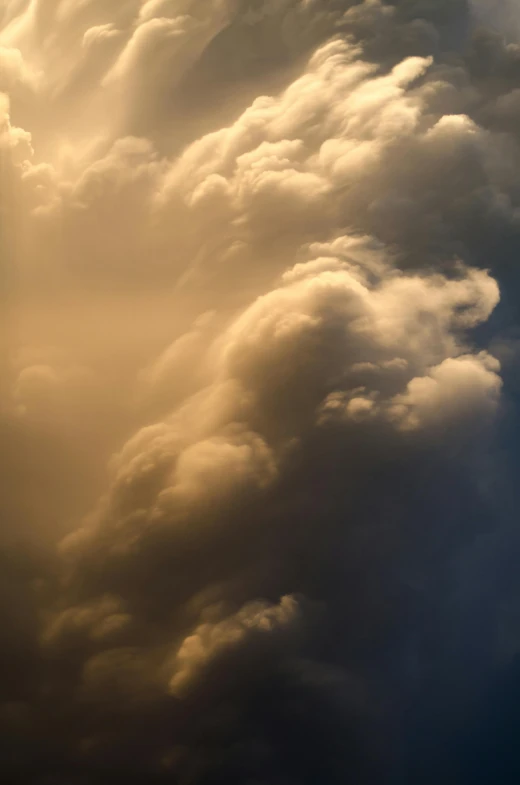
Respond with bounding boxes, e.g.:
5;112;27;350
3;1;520;783
168;595;302;698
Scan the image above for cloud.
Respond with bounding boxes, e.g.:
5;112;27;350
168;595;302;698
470;0;520;42
3;1;520;783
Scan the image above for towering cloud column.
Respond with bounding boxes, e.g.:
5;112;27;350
1;2;520;783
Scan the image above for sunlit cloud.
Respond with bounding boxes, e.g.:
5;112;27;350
1;2;520;783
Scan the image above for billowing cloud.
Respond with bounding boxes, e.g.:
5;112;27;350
3;1;520;783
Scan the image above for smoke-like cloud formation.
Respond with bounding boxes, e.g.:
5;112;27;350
3;1;520;783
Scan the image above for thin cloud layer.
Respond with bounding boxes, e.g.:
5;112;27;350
2;1;520;783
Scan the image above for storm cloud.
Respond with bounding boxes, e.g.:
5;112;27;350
2;1;520;783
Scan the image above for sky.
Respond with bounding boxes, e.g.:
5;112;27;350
2;1;520;783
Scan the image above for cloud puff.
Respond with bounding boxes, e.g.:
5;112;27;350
169;595;302;698
57;231;499;607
